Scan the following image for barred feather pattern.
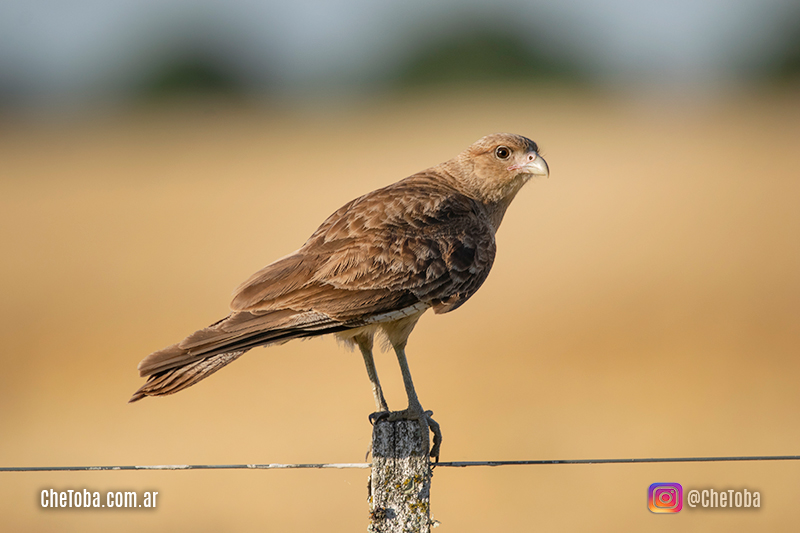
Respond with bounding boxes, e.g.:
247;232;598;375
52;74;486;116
130;351;245;402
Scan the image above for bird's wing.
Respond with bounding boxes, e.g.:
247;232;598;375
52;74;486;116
134;172;496;386
231;172;497;317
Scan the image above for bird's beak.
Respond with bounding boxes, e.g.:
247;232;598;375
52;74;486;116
508;152;549;177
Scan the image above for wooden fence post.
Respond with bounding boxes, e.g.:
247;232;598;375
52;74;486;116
368;419;434;532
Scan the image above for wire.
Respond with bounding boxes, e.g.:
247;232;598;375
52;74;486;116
3;455;800;472
436;455;800;467
0;463;370;472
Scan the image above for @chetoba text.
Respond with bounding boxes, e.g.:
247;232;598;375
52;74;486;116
648;483;762;513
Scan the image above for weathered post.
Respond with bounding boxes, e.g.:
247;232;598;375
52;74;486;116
368;419;434;532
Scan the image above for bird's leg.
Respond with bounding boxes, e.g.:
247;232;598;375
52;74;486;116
379;342;443;460
394;343;423;415
355;335;389;418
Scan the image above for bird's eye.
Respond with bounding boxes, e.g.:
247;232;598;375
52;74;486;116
495;146;511;159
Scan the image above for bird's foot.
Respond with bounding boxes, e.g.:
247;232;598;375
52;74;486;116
369;405;442;462
368;410;390;425
427;414;442;462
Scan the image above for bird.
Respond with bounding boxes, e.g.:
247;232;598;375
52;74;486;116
130;133;549;459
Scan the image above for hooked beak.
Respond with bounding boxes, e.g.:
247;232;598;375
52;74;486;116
508;152;549;178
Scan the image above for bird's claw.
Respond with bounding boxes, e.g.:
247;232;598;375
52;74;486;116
427;415;442;463
369;410;390;425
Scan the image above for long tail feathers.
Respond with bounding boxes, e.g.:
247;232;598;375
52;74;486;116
129;350;245;402
129;309;354;403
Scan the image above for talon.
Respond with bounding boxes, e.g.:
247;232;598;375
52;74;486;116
369;411;390;425
426;414;442;462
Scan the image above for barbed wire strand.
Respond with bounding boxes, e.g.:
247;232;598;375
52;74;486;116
3;455;800;472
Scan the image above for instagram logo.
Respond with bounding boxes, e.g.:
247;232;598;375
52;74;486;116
648;483;683;513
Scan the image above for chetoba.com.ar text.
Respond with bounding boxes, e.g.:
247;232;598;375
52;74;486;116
40;489;158;509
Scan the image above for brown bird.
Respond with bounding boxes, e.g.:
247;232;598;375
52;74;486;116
130;133;548;458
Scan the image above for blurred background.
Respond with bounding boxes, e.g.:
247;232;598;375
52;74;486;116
1;0;799;531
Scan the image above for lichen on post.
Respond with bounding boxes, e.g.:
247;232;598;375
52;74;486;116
368;419;434;532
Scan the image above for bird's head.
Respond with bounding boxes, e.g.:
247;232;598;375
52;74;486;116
442;133;549;208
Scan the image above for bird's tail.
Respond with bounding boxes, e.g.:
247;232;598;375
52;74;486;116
129;308;352;403
129;350;246;402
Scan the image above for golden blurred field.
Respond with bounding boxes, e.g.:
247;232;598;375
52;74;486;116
1;90;799;531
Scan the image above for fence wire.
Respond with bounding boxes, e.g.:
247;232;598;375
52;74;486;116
3;455;800;472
